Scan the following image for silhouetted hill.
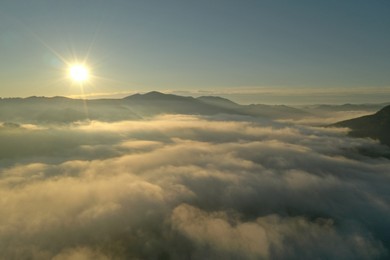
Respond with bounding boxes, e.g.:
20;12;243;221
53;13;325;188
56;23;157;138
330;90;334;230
122;92;235;116
300;103;390;120
241;104;311;119
334;105;390;146
0;96;140;123
0;91;309;124
196;96;311;118
126;92;311;119
306;103;390;112
124;91;195;102
197;96;240;108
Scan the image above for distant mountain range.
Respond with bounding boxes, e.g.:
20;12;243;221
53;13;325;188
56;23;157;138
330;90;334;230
1;91;389;145
302;102;390;112
0;91;311;124
334;105;390;146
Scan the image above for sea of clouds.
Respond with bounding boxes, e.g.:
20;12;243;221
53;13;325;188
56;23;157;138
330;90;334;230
1;114;389;259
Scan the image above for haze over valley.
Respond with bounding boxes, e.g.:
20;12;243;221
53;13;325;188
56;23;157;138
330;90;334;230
1;93;390;259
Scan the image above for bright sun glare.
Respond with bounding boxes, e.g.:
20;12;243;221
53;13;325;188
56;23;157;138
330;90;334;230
69;64;89;82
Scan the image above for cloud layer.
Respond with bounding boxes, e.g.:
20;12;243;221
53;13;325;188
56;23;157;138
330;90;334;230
1;115;389;259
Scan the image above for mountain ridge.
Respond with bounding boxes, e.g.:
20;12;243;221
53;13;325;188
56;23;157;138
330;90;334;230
2;92;389;128
333;105;390;146
0;91;310;123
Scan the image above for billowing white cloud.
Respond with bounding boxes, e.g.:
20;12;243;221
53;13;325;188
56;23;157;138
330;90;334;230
0;115;389;259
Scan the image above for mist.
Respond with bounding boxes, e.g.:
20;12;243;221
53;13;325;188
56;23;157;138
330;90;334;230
1;113;389;259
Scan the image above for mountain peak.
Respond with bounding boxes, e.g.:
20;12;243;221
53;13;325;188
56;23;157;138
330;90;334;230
124;91;194;101
142;91;166;97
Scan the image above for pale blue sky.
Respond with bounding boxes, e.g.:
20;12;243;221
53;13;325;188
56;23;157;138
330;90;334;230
0;0;389;104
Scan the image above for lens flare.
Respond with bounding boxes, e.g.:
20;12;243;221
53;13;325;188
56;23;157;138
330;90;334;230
69;64;89;82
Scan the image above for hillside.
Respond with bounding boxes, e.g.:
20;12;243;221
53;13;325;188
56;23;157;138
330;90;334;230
334;105;390;146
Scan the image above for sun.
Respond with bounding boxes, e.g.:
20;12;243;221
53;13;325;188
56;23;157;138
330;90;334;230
69;64;89;82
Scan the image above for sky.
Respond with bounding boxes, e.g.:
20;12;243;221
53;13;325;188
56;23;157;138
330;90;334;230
0;0;389;104
1;2;390;257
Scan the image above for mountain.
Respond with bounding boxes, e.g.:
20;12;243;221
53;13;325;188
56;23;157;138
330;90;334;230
0;91;309;124
333;105;390;146
124;92;311;119
122;92;238;116
303;103;390;112
196;96;240;109
0;96;140;123
239;104;311;119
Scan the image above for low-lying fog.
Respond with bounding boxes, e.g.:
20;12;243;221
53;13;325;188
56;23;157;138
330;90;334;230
1;111;389;259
